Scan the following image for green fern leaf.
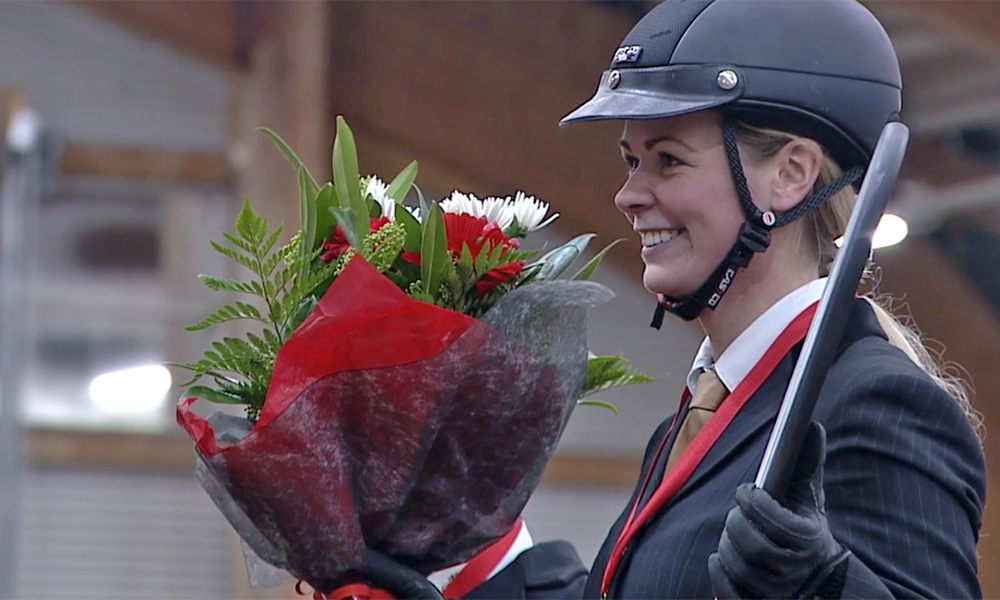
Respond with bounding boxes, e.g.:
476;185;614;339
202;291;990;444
581;355;655;398
197;275;260;296
235;199;261;243
261;224;285;257
187;385;246;405
221;231;257;255
576;399;619;415
185;303;267;331
209;241;259;273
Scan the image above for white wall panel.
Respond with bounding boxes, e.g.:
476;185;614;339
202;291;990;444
0;2;228;151
522;483;633;568
16;469;233;599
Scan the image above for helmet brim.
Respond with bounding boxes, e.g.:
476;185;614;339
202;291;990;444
559;67;742;127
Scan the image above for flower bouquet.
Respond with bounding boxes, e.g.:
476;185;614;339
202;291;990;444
174;117;652;595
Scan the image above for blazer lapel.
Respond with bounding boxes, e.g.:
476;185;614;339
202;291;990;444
671;298;888;502
583;415;678;599
671;350;799;501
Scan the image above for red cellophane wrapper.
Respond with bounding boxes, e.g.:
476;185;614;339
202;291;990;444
177;255;612;593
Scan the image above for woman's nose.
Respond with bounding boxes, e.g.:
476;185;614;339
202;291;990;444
614;176;656;216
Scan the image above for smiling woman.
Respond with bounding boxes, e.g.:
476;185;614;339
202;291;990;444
556;0;987;599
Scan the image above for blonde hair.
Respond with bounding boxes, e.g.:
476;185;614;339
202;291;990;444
734;121;982;436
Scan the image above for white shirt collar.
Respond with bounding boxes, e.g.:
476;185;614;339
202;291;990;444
687;278;827;394
426;520;534;592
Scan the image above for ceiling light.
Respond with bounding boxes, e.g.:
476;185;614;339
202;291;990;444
872;213;909;249
834;213;909;250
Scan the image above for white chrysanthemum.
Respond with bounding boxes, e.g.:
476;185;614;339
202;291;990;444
482;196;515;230
511;191;558;233
440;191;484;218
403;204;421;221
365;176;394;221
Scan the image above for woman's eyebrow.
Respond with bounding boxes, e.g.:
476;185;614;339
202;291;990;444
619;135;695;153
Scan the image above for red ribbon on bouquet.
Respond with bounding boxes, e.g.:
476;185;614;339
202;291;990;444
307;519;524;600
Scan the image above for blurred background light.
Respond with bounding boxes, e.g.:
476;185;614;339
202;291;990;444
88;364;171;414
835;212;909;250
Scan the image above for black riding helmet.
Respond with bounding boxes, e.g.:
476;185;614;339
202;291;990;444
560;0;902;324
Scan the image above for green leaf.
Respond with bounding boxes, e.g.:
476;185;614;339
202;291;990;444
581;354;655;398
572;238;626;281
209;240;257;273
185;302;267;331
383;270;410;290
246;332;277;356
197;274;261;296
534;233;595;280
420;202;448;300
281;295;319;338
395;202;422;252
262;224;284;254
332;118;366;249
415;184;430;220
349;197;371;253
368;196;382;218
234;199;260;243
221;231;256;255
263;329;282;354
257;127;319;196
187;385;247;404
314;184;338;249
331;207;363;249
298;167;317;261
457;243;474;277
386;161;418;203
233;301;262;320
260;251;283;281
577;399;619;415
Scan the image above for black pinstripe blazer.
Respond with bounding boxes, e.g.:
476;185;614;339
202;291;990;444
582;299;986;599
464;541;588;599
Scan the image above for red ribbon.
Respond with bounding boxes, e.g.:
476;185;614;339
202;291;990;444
302;518;524;600
442;518;523;598
600;302;818;598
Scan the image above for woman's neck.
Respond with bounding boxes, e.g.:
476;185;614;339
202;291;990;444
697;246;819;359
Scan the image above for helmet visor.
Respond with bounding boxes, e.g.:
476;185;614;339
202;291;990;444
560;65;743;127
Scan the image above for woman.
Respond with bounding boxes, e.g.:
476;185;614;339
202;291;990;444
557;0;986;598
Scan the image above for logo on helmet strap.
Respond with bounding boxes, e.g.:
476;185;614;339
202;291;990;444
708;268;737;307
612;45;642;65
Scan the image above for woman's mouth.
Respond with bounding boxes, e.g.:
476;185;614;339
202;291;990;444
639;228;684;248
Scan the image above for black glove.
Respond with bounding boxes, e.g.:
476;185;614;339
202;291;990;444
708;421;851;599
364;549;445;599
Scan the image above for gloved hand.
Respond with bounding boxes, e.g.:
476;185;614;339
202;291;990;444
364;549;444;599
708;421;851;599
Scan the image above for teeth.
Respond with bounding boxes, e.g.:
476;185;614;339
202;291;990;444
640;229;682;247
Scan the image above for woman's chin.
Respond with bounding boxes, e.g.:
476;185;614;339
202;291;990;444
642;267;698;300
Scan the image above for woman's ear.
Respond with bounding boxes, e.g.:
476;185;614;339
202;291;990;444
770;138;823;212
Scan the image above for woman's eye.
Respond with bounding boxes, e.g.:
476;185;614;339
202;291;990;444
659;152;682;168
624;155;639;172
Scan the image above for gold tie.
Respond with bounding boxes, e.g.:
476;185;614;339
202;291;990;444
664;369;729;474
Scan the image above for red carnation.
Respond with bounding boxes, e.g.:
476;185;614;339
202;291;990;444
443;213;517;261
320;216;392;263
475;261;525;297
402;213;519;269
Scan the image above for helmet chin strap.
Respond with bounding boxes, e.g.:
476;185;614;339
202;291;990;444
650;119;864;329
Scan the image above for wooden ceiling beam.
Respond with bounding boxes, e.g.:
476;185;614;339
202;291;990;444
866;0;1000;55
326;1;1000;282
71;0;240;70
327;1;642;278
60;143;232;186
